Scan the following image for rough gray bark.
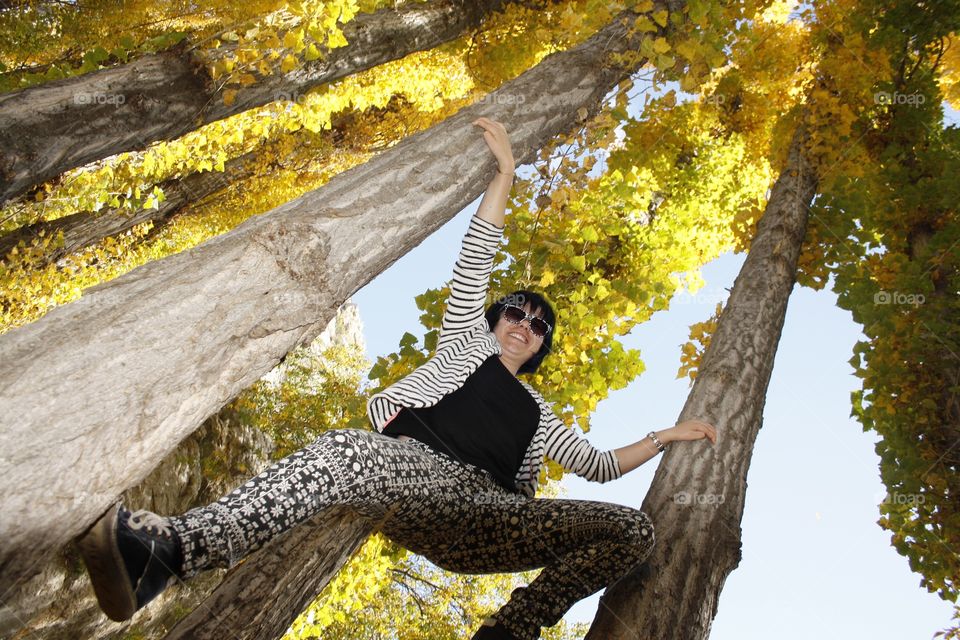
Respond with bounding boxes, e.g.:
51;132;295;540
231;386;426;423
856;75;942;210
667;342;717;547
0;108;364;264
0;107;372;265
164;507;369;640
585;125;819;639
0;303;363;640
0;150;253;264
0;409;271;640
0;0;513;205
0;0;667;608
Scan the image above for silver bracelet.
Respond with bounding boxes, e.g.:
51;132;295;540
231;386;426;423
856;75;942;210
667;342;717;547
647;431;665;453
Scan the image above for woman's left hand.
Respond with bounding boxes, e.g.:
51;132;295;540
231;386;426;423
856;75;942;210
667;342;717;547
663;419;717;445
472;117;515;174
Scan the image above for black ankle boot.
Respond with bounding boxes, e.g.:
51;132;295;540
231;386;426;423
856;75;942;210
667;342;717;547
76;503;183;621
472;616;519;639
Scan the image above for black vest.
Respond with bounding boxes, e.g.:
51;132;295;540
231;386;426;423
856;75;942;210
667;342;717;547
383;354;540;492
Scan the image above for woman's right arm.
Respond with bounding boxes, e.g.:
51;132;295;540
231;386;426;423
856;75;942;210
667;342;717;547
434;213;503;351
472;117;515;229
434;120;515;351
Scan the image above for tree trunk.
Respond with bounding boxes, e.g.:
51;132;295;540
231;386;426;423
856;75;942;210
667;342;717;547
164;507;370;640
0;150;254;264
0;0;667;605
0;407;272;639
0;0;513;206
584;125;819;639
0;108;372;265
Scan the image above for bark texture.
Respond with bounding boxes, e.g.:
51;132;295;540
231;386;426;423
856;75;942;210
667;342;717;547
584;126;819;639
0;304;362;640
0;0;663;613
164;507;369;640
0;409;269;640
0;0;512;205
0;150;253;264
0;109;365;265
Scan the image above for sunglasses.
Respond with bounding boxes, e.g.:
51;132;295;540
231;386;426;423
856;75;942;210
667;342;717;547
501;304;552;338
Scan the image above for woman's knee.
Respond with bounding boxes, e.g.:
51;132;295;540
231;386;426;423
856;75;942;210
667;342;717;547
610;507;655;552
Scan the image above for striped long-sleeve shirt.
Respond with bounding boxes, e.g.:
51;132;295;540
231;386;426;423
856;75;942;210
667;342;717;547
366;215;622;497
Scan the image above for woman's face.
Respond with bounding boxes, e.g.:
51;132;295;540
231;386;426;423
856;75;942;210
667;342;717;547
493;302;545;365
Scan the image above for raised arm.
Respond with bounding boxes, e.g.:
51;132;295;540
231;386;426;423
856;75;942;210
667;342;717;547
434;119;515;351
473;117;515;228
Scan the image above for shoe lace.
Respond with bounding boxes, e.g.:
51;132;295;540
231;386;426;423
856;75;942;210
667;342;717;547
128;510;173;538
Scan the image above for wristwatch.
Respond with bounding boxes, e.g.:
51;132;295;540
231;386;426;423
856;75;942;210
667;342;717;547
647;431;666;453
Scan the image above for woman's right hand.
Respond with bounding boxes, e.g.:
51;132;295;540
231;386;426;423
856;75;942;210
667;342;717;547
472;117;515;174
663;420;718;445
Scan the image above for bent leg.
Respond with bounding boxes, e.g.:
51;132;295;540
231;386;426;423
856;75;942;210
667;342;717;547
170;429;462;577
383;491;655;640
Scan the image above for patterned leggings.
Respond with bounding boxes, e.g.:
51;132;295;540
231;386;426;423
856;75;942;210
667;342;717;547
168;428;655;640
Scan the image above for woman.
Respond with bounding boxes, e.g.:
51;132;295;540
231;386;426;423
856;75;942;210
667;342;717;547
77;117;717;640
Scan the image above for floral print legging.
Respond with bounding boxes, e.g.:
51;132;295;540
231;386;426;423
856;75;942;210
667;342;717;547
168;428;655;640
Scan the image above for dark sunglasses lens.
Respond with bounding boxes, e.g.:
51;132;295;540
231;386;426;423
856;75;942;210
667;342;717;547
503;306;526;323
529;318;549;337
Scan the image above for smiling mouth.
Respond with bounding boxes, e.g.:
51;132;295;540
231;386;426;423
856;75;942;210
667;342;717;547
508;332;528;344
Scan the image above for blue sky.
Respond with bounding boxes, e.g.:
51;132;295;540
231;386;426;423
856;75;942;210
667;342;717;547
352;199;954;638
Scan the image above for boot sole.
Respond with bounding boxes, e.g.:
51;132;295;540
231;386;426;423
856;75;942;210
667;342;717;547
76;503;137;622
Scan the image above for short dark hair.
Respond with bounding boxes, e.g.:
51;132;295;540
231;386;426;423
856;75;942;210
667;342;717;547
484;290;556;375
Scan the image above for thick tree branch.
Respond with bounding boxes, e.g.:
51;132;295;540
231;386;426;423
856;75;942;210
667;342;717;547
0;0;514;205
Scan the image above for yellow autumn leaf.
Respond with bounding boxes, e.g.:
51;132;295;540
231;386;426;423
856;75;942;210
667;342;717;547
327;29;348;49
675;38;700;61
632;15;657;32
652;10;669;27
281;54;297;74
680;73;700;92
653;37;671;53
283;29;304;52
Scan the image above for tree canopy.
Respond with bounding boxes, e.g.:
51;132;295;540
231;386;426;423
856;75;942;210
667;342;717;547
1;0;957;637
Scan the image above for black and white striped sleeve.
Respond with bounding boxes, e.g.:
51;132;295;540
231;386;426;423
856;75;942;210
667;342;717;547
544;416;623;484
435;215;504;352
